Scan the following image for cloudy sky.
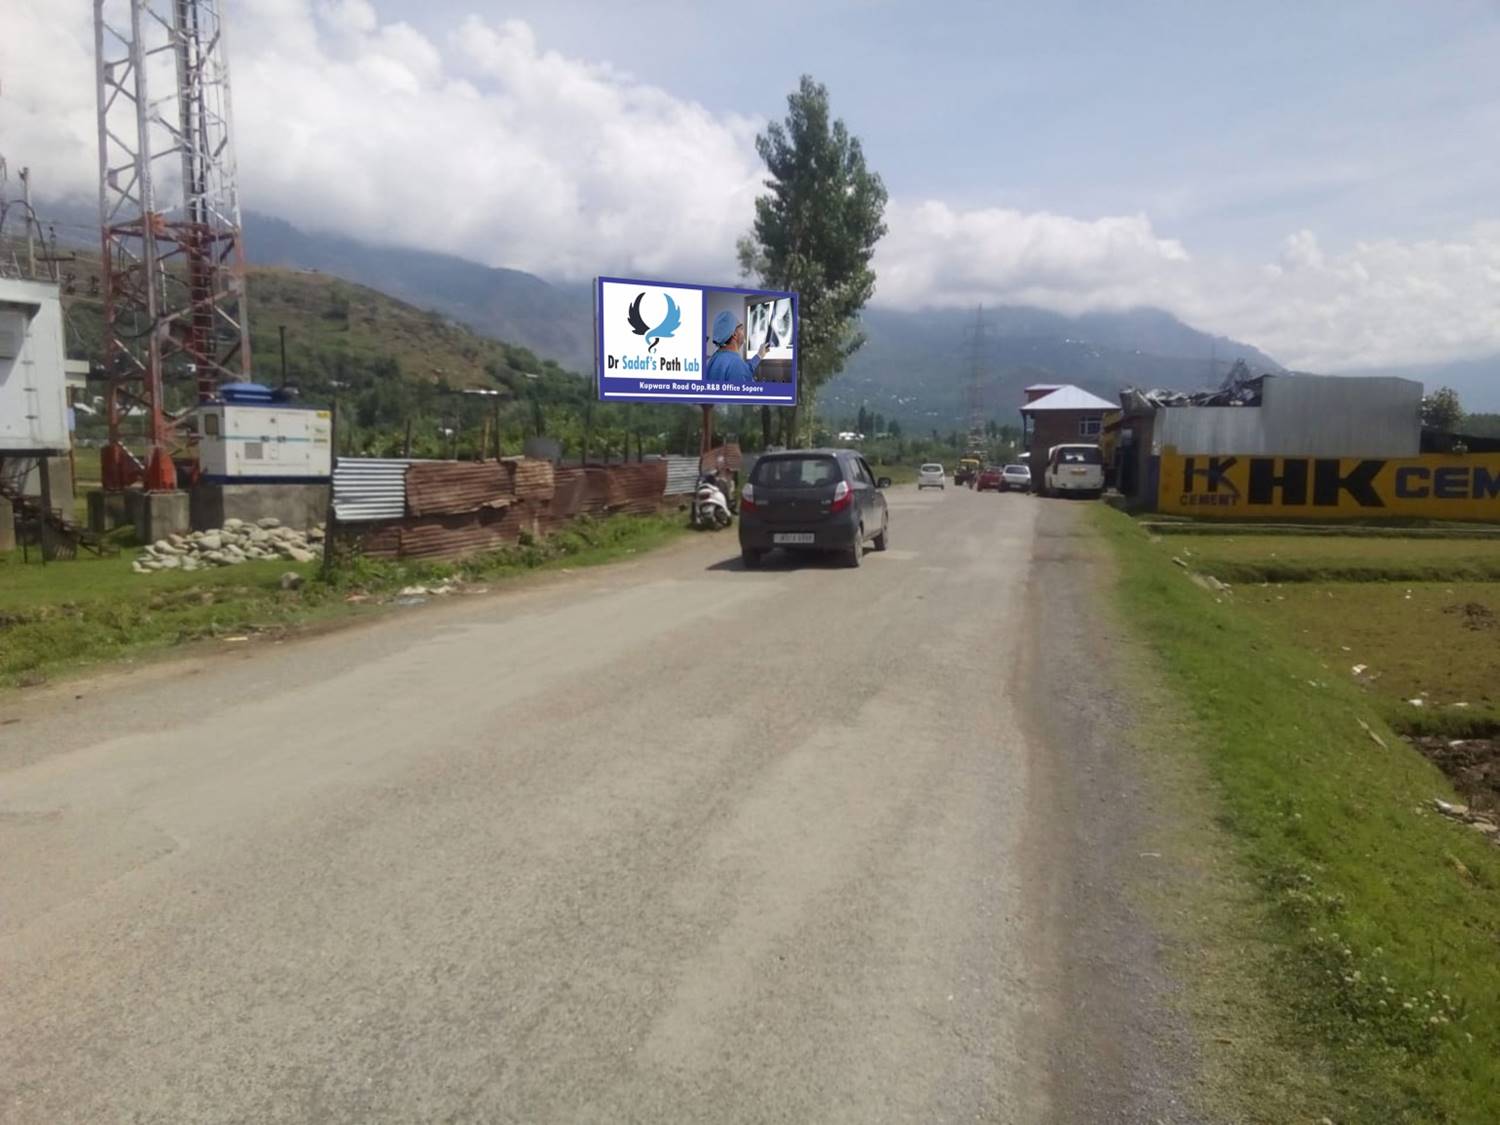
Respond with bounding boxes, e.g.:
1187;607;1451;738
4;0;1500;374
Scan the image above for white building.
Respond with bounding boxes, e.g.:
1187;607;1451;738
0;277;70;457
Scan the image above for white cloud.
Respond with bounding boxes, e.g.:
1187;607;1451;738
3;0;1498;373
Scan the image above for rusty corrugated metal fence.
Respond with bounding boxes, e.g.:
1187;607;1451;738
334;456;670;563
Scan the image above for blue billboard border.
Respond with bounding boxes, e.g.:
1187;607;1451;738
594;275;799;406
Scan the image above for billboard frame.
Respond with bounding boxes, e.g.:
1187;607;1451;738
594;275;799;407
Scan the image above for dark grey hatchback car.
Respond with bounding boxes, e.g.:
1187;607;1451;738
738;449;891;568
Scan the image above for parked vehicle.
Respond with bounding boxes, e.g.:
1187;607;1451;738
1041;444;1105;498
691;472;733;529
739;449;891;568
918;463;947;490
975;465;1003;492
1000;464;1031;492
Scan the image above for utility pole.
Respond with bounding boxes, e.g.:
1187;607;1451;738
19;167;35;279
278;325;288;388
965;306;987;456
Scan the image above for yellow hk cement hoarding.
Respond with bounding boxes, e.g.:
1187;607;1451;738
1158;450;1500;521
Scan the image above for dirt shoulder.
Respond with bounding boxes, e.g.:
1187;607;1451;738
1019;500;1208;1124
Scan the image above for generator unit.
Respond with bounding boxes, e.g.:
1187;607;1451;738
186;384;332;483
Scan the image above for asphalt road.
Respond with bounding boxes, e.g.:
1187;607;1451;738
0;487;1196;1123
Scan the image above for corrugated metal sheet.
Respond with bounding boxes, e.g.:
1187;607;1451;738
396;506;523;561
700;443;743;474
406;461;515;516
333;458;416;522
345;461;667;562
1155;375;1423;458
513;459;555;501
662;455;700;495
606;461;668;514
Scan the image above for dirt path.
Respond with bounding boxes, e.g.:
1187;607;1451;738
0;489;1200;1123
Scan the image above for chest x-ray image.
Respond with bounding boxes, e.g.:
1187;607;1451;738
745;297;795;361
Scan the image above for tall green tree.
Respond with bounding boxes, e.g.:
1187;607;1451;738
739;75;887;446
1420;386;1464;431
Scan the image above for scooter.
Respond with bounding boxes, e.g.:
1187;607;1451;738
692;473;734;530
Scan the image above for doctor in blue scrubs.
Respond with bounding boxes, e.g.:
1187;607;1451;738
705;309;768;388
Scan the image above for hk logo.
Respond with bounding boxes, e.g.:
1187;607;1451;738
626;292;681;353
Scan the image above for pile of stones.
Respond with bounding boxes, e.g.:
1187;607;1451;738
132;517;324;573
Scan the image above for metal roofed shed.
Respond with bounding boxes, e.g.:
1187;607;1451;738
1132;372;1422;459
1020;386;1118;414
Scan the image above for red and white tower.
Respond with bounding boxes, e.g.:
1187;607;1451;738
95;0;251;491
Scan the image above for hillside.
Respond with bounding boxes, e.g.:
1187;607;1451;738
51;250;566;395
245;215;597;375
37;206;1289;428
820;305;1283;429
238;214;1284;428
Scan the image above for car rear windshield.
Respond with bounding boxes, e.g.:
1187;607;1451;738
753;455;844;489
1005;465;1028;473
920;464;944;473
1058;447;1103;465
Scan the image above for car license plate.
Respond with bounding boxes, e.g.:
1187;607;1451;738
1070;468;1086;475
773;533;815;545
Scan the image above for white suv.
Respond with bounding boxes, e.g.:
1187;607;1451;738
918;463;946;490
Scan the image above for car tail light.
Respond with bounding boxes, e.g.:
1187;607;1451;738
830;479;853;513
740;482;757;512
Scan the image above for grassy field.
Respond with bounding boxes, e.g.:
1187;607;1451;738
1096;508;1500;1124
1173;533;1500;583
0;514;684;690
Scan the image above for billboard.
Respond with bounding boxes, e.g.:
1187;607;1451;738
1157;449;1500;521
596;276;798;406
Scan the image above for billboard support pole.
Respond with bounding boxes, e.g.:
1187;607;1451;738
699;405;714;456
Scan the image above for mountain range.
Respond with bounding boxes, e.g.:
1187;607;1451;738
241;214;1292;427
47;206;1500;418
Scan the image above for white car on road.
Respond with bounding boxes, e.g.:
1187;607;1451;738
918;463;946;490
1000;464;1032;492
1042;444;1105;498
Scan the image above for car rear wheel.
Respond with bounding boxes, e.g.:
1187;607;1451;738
847;527;864;568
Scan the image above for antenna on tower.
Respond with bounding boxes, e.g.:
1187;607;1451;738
95;0;252;492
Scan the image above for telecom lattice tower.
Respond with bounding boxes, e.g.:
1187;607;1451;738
964;306;988;454
95;0;251;491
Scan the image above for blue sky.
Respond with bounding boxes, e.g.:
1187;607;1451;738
396;0;1500;255
5;0;1500;380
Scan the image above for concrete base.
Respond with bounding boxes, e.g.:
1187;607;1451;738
87;489;132;533
0;499;14;552
126;490;191;542
190;482;329;532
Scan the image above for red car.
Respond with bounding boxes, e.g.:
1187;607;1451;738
975;465;1003;492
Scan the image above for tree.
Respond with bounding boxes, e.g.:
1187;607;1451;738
856;404;871;435
888;418;902;439
1465;412;1500;438
739;76;888;446
1421;386;1464;431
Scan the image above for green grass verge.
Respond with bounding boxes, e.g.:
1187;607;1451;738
0;514;684;690
1170;534;1500;584
872;461;919;486
1094;506;1500;1124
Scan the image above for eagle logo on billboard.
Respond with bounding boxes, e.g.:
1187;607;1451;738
626;291;682;354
